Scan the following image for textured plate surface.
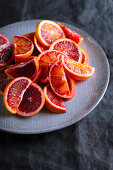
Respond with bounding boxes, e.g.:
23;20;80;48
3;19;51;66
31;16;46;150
0;20;110;134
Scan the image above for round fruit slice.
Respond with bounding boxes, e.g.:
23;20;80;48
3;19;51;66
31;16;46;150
0;34;14;66
62;55;95;80
0;67;12;95
17;83;45;117
38;50;66;68
4;77;32;114
58;23;83;44
34;35;48;53
80;47;89;65
23;32;35;43
14;35;34;63
44;84;66;113
49;60;70;98
40;67;49;83
49;38;82;62
32;67;42;83
36;20;65;47
65;77;76;101
5;56;39;80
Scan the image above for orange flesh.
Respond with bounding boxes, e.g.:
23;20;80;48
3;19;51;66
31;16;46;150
40;67;49;83
23;32;35;43
41;23;65;45
34;35;48;52
81;48;88;65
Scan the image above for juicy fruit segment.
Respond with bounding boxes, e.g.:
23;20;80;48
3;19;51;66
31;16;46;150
32;67;42;83
65;77;76;101
44;84;66;113
0;34;14;66
49;38;82;63
23;32;35;43
0;67;11;95
40;67;49;83
14;35;34;62
62;55;95;80
38;50;65;67
80;47;89;65
34;35;48;53
58;23;83;44
17;83;45;116
4;77;32;114
5;56;39;80
49;61;70;98
36;20;65;47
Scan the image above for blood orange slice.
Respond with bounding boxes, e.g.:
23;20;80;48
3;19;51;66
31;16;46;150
49;61;70;98
34;35;48;53
0;34;14;66
17;83;45;117
49;38;82;62
4;77;32;114
65;77;76;101
5;56;39;80
40;67;49;83
38;50;65;68
80;47;89;65
44;84;66;113
32;67;42;83
14;35;34;63
23;32;35;43
36;20;65;47
58;23;83;44
62;55;95;80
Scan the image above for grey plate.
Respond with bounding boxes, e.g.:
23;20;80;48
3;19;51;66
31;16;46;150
0;20;110;134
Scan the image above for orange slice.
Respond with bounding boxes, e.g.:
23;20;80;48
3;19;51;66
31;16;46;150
35;20;65;47
23;32;35;43
80;47;89;65
49;60;70;98
49;38;82;62
58;23;83;44
62;55;95;80
40;67;49;83
44;84;66;113
38;50;66;68
34;35;48;53
0;34;14;66
14;35;34;63
5;56;39;80
32;67;42;83
65;77;76;101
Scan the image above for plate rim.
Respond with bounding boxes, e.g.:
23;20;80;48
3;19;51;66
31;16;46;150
0;19;110;134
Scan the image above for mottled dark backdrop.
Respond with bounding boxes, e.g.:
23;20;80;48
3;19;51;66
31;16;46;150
0;0;113;170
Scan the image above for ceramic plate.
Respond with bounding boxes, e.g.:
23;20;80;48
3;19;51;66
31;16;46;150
0;20;110;134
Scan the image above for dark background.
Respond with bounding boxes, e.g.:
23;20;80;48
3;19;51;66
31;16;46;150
0;0;113;169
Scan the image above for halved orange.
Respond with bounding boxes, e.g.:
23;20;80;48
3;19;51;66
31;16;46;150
5;56;39;80
62;55;95;80
35;20;65;47
4;77;45;116
44;84;66;113
0;34;14;66
40;67;49;83
38;50;66;68
14;35;34;63
49;38;82;62
58;23;83;44
49;60;70;98
65;77;76;101
80;47;89;65
34;35;48;53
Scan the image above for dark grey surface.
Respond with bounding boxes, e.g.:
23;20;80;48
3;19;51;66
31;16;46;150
0;0;113;169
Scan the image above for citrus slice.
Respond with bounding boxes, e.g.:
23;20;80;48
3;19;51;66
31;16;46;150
65;77;76;101
5;56;39;80
4;77;32;114
35;20;65;47
0;34;14;66
32;67;42;83
0;67;11;95
49;60;70;98
17;83;45;117
62;55;95;80
23;32;35;43
44;84;66;113
14;35;34;63
38;50;65;68
40;67;49;83
34;35;48;53
58;23;83;44
49;38;82;62
80;47;89;65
